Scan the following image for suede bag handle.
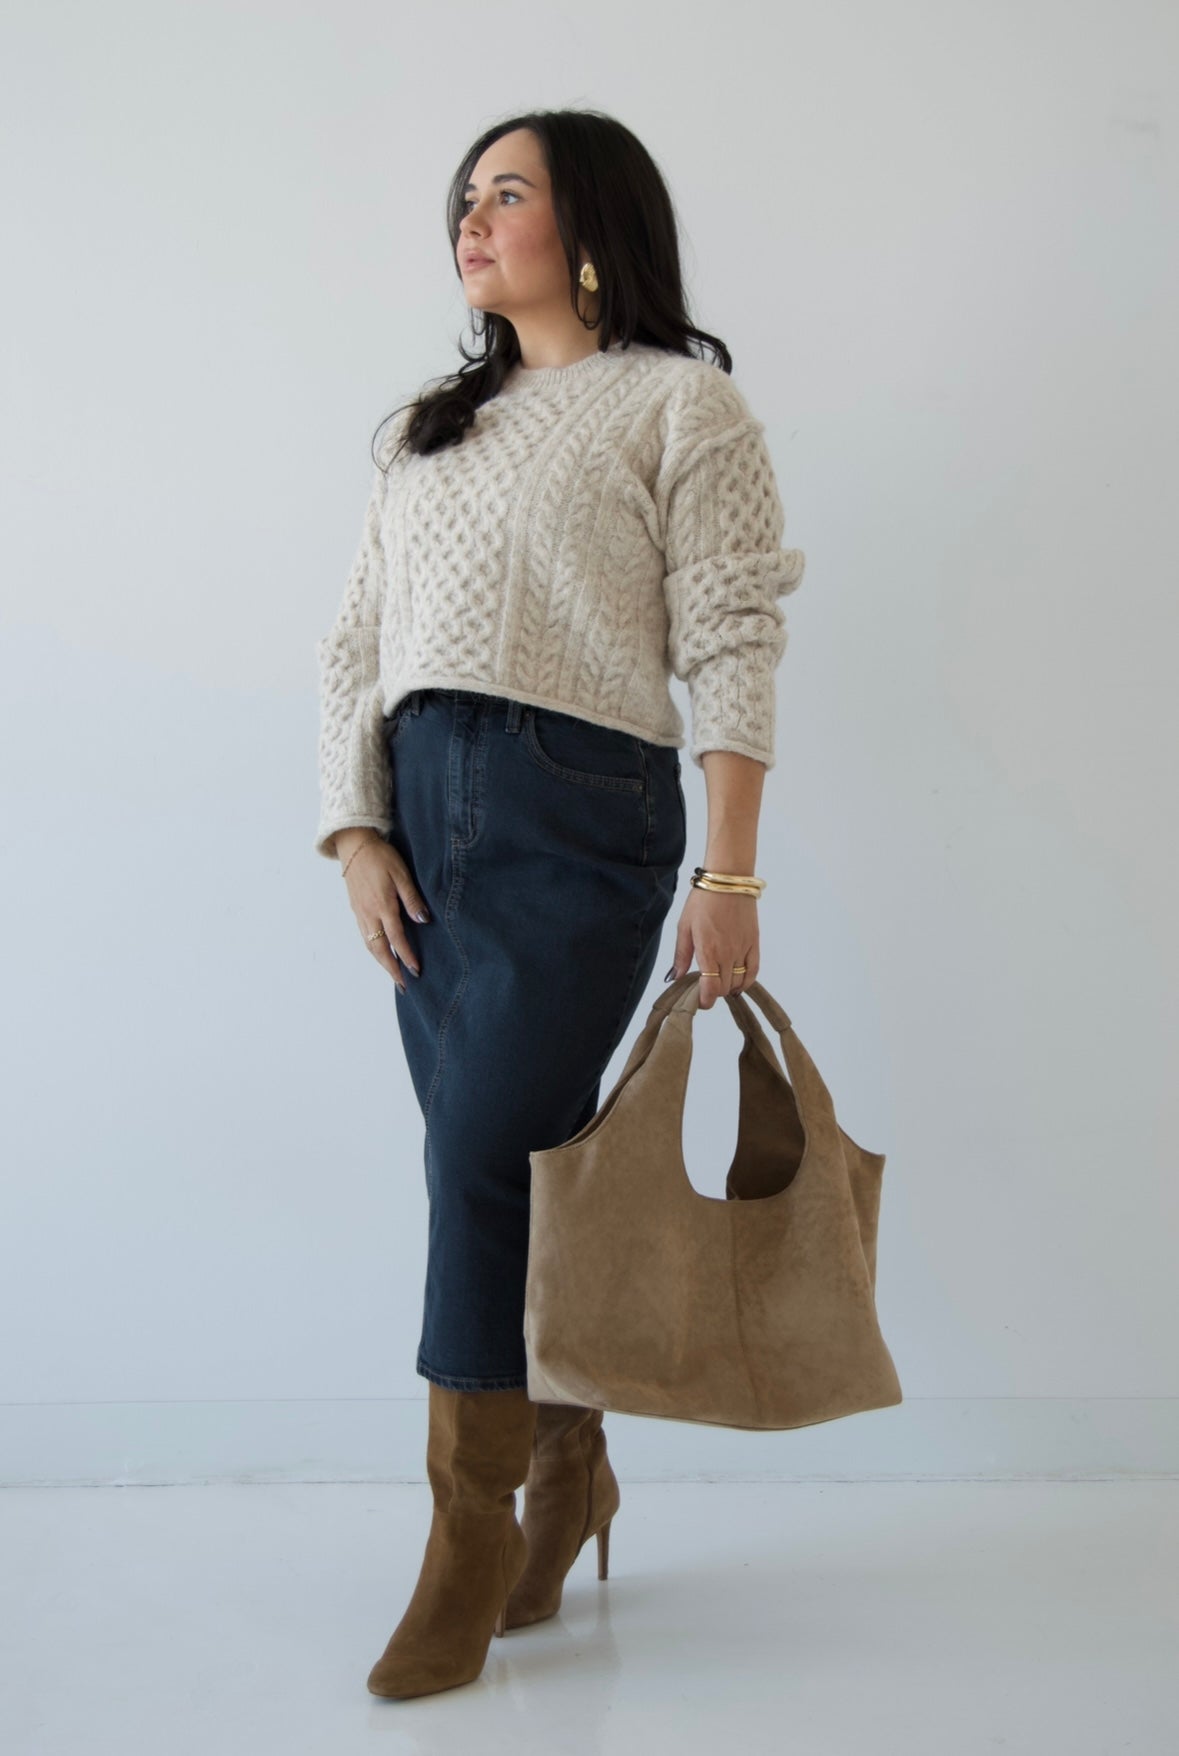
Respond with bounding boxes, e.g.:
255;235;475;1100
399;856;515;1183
596;971;837;1157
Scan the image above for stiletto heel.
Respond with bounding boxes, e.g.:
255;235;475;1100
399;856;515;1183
596;1516;612;1580
493;1597;507;1638
502;1402;621;1630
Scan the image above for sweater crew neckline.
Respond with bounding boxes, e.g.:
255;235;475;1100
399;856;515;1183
502;338;637;391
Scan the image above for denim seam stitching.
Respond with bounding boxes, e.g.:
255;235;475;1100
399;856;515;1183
637;738;652;865
419;848;470;1145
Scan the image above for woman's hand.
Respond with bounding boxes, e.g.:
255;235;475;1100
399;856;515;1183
666;887;759;1010
338;834;430;991
670;749;767;1009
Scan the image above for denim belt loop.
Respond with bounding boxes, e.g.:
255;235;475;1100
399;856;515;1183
504;698;524;735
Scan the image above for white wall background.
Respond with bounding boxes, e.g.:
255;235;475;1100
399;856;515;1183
2;0;1175;1486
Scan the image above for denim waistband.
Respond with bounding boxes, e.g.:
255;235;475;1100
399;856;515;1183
403;687;506;709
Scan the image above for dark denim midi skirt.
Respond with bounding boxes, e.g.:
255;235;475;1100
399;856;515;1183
382;687;688;1391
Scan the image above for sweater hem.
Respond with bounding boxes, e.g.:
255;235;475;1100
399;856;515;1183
691;740;775;770
382;676;688;753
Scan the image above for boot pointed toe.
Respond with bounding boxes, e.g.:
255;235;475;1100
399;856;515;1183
364;1385;536;1698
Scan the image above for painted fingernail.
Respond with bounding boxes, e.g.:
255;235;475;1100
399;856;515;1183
414;910;429;923
664;966;677;982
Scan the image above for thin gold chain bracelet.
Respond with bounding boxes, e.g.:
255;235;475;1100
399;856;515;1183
340;838;374;880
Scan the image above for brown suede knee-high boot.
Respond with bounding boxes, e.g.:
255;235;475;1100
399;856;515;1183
366;1383;539;1699
502;1401;620;1630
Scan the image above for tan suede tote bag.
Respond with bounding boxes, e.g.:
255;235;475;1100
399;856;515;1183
524;970;903;1430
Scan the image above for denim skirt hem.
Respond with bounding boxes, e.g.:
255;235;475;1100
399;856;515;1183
416;1351;530;1393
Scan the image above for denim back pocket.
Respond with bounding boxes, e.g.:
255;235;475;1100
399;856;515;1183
522;706;646;793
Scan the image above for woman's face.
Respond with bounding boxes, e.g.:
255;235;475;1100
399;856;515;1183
456;128;590;326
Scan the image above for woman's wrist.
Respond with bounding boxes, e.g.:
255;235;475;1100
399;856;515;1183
702;846;758;873
333;826;382;865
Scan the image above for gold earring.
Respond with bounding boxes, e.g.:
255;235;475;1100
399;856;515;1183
578;261;598;293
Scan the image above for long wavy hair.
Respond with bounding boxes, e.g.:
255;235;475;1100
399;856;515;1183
372;108;733;471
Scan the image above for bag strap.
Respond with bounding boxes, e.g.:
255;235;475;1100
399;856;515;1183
664;974;840;1151
605;969;701;1089
608;973;789;1093
666;975;791;1053
588;972;837;1158
665;974;790;1032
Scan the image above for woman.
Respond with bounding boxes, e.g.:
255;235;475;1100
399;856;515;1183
314;108;806;1700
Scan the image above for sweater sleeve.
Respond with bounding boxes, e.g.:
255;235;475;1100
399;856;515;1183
659;380;806;769
313;454;396;860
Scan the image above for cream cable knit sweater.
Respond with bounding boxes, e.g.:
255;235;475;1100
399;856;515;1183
314;339;805;859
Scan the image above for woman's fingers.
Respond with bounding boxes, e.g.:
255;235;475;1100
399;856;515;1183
664;892;758;1009
732;952;758;994
366;918;410;990
343;842;430;989
366;888;424;990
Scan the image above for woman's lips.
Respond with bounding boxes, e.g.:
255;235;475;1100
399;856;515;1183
464;256;494;269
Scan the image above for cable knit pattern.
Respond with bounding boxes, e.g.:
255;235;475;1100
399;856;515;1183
314;339;805;858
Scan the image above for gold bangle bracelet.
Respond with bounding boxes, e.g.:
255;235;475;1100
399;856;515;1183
694;866;765;889
690;875;763;897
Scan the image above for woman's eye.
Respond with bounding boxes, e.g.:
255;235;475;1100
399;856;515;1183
461;191;519;212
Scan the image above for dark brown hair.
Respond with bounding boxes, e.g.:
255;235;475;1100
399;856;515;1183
373;107;733;470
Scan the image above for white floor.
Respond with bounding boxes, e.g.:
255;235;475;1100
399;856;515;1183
3;1480;1176;1755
